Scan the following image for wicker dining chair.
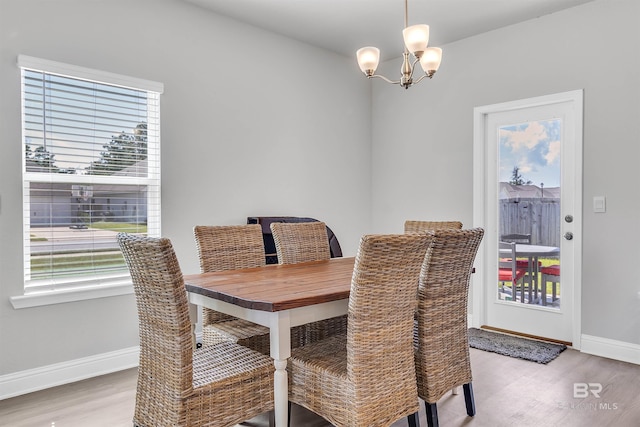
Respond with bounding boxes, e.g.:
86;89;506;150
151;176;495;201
407;228;484;427
404;220;463;233
193;224;272;353
117;233;274;427
270;221;346;344
270;221;331;264
287;233;434;426
404;219;466;397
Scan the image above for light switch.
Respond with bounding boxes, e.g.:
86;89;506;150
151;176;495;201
593;196;606;213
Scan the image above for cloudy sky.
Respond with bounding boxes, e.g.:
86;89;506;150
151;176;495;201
499;118;561;188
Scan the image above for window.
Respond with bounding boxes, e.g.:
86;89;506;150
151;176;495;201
18;55;163;297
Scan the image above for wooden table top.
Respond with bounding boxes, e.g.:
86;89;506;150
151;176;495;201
184;256;355;312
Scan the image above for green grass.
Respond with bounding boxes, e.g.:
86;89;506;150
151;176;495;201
89;221;147;233
30;251;126;278
28;222;144;278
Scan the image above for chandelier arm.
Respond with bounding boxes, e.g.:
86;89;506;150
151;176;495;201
369;74;401;85
412;74;430;85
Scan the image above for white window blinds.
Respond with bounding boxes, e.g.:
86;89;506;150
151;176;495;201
19;55;163;292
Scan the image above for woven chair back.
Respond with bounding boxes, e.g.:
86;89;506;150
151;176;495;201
270;221;331;264
117;233;193;400
194;224;266;325
414;227;484;403
346;234;435;393
404;220;463;233
194;224;266;272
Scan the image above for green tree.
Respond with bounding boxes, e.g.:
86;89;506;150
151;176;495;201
25;144;59;172
86;123;147;175
509;166;532;185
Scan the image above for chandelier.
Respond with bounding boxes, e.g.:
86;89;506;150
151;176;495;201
356;0;443;89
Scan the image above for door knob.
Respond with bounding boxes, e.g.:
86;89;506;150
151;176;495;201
564;232;573;240
564;215;573;223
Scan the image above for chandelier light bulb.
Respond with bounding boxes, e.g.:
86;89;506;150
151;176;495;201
402;24;430;56
420;47;443;75
356;47;381;75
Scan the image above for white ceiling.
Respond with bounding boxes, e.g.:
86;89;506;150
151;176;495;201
182;0;597;61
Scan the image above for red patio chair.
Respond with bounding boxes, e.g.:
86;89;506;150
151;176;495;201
540;264;560;306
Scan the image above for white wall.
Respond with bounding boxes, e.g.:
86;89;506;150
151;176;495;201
0;0;371;379
371;0;640;345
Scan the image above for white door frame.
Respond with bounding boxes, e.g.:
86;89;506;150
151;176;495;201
471;90;583;348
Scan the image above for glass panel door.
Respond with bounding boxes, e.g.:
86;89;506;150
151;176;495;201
473;90;582;344
498;119;561;309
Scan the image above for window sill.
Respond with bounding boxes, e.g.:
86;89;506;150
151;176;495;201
10;280;133;309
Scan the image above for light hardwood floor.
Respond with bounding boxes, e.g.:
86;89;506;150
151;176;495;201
1;347;639;427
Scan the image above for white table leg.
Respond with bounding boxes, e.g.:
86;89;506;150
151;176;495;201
188;302;198;348
270;313;292;427
273;359;288;427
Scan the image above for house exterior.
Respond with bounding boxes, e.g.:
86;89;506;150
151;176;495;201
499;183;560;201
28;161;150;227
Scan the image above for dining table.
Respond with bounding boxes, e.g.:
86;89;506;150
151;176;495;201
500;243;560;303
184;256;356;427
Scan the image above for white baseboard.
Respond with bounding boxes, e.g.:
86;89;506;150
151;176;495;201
0;346;139;400
580;334;640;365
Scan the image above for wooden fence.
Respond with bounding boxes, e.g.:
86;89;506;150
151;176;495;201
499;198;560;247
